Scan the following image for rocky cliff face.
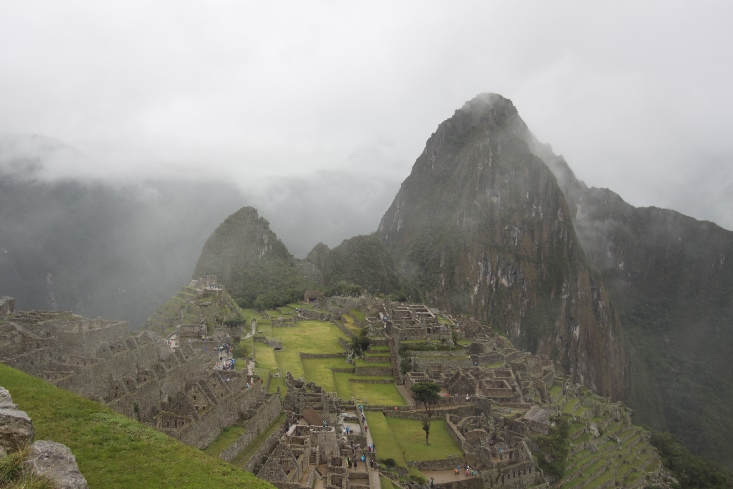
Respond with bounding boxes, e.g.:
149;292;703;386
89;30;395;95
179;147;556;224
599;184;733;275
376;94;626;400
531;142;733;465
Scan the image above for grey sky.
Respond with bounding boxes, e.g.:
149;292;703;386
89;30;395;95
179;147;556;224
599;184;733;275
1;1;732;256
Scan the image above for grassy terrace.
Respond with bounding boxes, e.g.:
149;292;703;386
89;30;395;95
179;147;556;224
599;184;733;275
203;424;247;457
354;358;392;368
367;412;463;467
380;477;396;489
233;413;287;467
302;357;351;393
341;314;363;335
0;364;272;489
562;398;580;414
245;316;408;405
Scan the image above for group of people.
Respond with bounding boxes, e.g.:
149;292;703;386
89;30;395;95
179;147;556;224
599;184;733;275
215;343;236;370
216;357;236;370
345;454;375;470
454;465;478;477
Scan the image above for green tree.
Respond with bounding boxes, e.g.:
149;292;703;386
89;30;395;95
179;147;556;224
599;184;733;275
533;416;570;480
224;317;245;327
410;382;441;444
351;329;371;355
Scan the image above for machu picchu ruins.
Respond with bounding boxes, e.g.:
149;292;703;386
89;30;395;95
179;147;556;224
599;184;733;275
1;291;677;489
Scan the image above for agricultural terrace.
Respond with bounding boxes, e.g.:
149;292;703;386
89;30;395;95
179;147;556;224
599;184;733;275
241;313;407;405
365;412;462;468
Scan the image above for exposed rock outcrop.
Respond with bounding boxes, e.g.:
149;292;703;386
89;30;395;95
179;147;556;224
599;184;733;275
25;440;89;489
376;93;626;400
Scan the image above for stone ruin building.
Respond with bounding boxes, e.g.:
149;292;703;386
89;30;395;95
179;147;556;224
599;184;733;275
2;292;669;488
383;303;453;342
0;300;269;452
254;372;374;489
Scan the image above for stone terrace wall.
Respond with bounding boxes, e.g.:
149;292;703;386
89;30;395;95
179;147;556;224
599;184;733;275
178;385;264;449
219;393;283;462
243;423;288;473
413;356;473;369
354;366;392;376
434;476;484;489
408;458;466;471
332;319;357;339
53;319;130;357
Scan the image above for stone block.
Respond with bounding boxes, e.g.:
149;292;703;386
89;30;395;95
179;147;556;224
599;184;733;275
0;407;34;453
25;440;89;489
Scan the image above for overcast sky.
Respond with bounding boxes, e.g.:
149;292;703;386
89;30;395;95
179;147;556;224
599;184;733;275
1;1;731;255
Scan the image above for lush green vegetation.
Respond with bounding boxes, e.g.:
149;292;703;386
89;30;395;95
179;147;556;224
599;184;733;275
203;424;247;457
410;382;441;444
350;309;366;321
301;357;351;393
193;207;317;311
389;418;462;460
380;476;396;489
0;364;272;489
325;281;364;297
309;235;403;295
365;412;408;467
649;431;733;489
349;383;406;406
532;416;570;480
351;328;371;355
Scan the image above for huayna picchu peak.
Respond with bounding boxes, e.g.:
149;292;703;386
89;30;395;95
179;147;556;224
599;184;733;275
376;93;626;401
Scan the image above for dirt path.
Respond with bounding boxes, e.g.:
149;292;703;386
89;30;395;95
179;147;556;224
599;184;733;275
421;469;477;484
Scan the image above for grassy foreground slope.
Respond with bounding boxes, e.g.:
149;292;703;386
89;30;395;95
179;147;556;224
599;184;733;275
0;364;273;489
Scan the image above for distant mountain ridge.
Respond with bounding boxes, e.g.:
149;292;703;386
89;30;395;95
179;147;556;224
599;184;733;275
530;139;733;464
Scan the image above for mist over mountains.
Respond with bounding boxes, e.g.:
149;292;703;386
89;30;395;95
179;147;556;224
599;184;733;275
2;93;733;468
0;134;400;326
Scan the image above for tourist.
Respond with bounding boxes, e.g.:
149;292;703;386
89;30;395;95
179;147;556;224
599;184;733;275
430;477;435;488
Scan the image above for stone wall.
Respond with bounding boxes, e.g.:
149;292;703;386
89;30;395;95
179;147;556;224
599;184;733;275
177;385;265;449
243;423;288;473
299;353;346;359
354;366;392;376
332;319;357;339
407;457;466;471
413;356;473;369
350;378;392;384
55;319;131;358
219;393;283;461
433;476;484;489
